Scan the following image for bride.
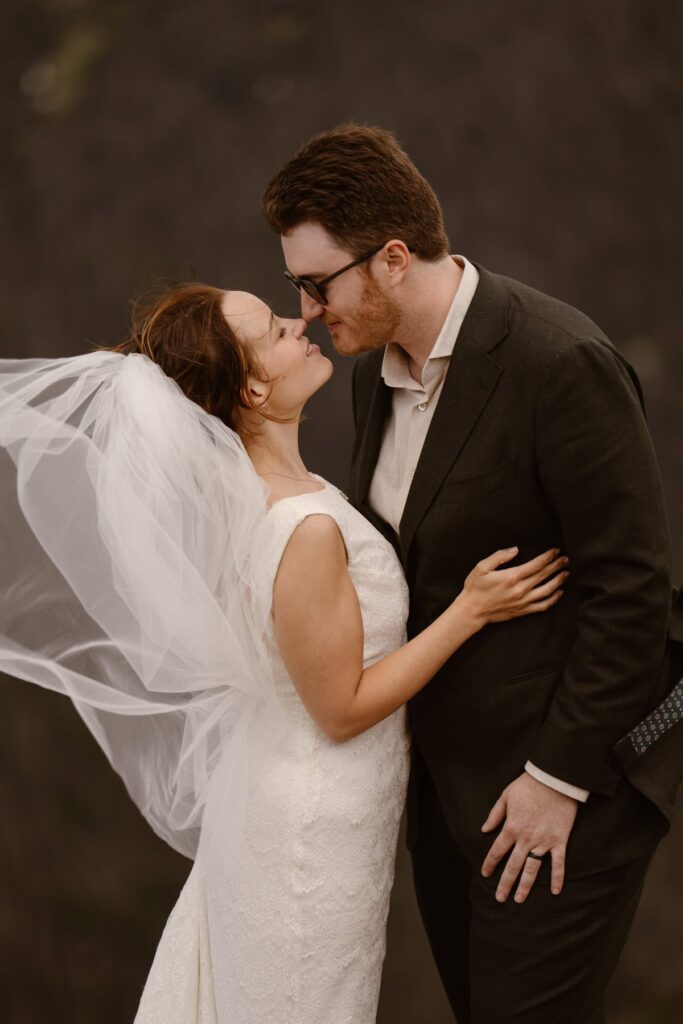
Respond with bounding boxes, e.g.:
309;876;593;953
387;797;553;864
0;281;568;1023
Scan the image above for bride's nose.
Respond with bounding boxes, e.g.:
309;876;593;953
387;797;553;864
293;319;308;338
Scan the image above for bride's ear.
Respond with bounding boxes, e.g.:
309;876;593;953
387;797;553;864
244;375;269;410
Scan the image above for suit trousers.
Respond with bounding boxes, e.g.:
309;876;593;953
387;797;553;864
410;754;658;1024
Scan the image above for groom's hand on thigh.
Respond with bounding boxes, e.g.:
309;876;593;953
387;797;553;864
480;773;578;903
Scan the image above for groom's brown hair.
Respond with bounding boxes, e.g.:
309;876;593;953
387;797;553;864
262;123;449;261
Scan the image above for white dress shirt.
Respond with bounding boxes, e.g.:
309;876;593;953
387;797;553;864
367;255;589;803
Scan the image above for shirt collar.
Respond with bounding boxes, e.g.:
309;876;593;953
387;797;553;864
380;255;479;391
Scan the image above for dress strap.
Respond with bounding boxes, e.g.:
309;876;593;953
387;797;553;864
260;490;350;608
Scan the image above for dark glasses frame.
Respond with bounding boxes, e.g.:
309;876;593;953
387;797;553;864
283;245;385;306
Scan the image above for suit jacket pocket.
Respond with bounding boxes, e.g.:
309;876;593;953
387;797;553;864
438;457;516;504
505;664;562;684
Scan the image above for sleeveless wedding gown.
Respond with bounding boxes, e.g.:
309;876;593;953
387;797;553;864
134;477;411;1024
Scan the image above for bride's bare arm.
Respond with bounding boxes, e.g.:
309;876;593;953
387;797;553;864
273;515;568;742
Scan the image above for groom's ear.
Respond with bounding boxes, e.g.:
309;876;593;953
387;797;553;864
381;240;411;288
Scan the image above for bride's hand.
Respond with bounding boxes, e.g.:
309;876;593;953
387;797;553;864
459;546;569;627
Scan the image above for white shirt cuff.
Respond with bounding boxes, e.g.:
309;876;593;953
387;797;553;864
525;761;589;802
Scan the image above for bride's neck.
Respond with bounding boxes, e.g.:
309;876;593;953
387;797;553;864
242;421;311;479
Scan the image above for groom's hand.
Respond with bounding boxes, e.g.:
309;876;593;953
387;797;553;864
480;773;578;903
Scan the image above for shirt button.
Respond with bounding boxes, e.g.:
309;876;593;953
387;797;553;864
418;402;427;411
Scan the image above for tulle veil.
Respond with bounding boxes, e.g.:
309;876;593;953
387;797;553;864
0;349;285;864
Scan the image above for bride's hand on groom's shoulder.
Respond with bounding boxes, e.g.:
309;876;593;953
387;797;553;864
479;774;578;904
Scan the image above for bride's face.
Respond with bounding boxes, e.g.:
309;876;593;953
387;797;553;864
221;291;333;419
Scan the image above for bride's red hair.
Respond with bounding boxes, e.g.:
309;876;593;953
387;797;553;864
106;282;272;430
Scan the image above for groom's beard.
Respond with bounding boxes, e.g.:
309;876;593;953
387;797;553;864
327;277;402;356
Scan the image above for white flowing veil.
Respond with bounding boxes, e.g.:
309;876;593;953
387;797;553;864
0;350;284;864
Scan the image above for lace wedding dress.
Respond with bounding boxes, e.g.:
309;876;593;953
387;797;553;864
135;477;411;1024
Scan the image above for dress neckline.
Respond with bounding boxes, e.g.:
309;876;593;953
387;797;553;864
266;473;330;512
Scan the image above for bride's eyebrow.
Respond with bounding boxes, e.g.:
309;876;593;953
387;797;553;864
266;311;283;340
249;310;277;343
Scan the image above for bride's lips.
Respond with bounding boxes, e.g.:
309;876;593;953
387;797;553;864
305;342;320;357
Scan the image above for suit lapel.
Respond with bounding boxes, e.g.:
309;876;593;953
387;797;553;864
351;351;392;506
398;266;509;561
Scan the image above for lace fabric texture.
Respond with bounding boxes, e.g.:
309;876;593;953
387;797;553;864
135;481;411;1024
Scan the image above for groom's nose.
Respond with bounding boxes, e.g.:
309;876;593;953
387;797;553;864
300;290;325;322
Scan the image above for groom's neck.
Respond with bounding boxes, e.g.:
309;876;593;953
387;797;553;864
393;256;463;378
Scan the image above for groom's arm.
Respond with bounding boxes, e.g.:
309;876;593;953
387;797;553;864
480;335;671;902
529;336;672;794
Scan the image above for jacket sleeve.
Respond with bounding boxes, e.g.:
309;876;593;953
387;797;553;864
528;338;672;794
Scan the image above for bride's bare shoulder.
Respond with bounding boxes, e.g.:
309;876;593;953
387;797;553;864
275;514;348;587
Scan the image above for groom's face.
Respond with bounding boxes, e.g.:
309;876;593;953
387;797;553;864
281;222;401;357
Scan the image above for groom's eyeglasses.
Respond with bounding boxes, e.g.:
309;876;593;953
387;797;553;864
283;245;386;307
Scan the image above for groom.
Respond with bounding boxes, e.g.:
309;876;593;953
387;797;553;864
262;124;676;1023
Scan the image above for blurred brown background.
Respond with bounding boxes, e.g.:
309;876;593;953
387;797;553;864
1;1;681;1021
